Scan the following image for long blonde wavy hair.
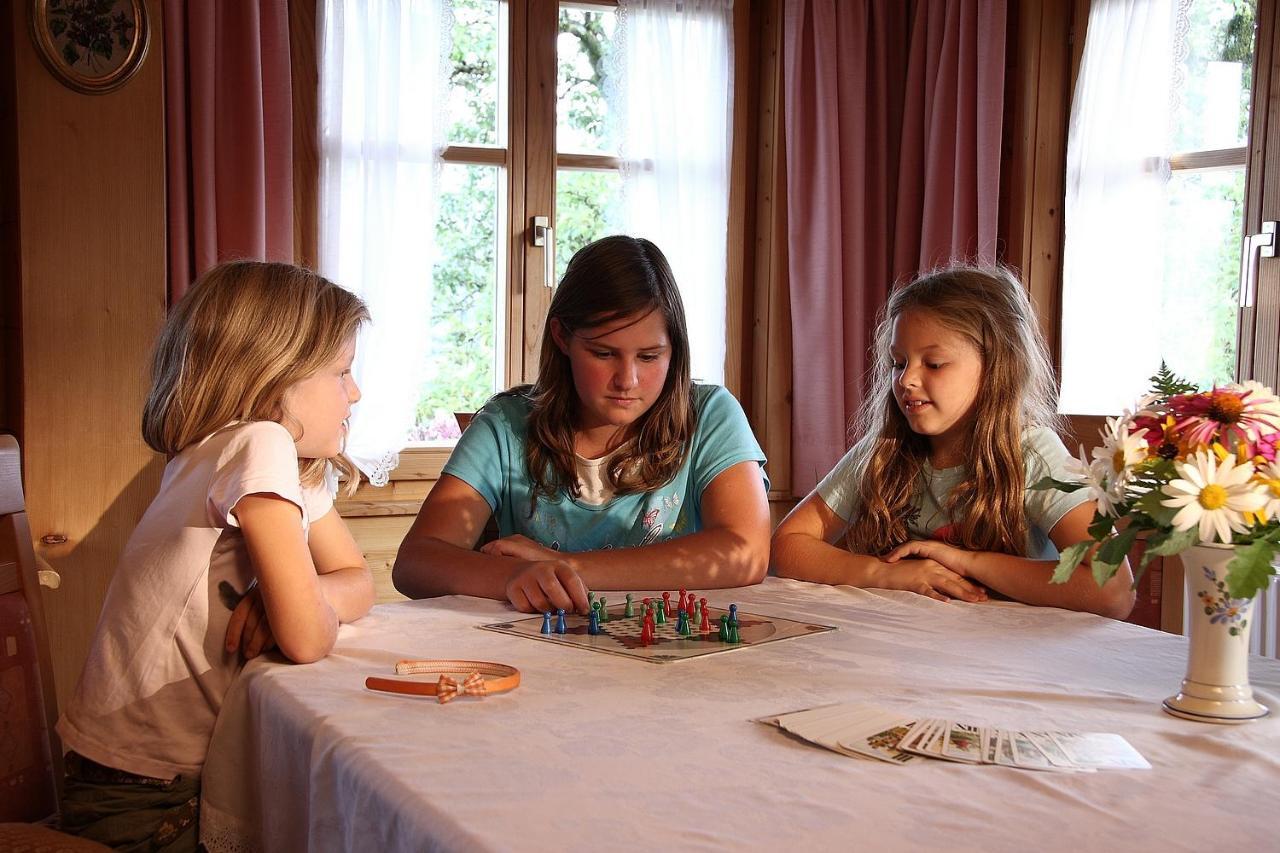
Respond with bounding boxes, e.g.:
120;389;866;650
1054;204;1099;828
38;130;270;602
844;265;1062;557
512;235;695;504
142;261;370;494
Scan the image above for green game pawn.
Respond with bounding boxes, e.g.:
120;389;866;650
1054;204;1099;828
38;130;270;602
719;614;730;642
624;593;634;618
599;596;609;622
655;603;666;625
591;601;602;624
728;618;741;644
587;590;596;610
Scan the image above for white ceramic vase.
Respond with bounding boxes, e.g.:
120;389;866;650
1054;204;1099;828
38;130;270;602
1163;543;1270;724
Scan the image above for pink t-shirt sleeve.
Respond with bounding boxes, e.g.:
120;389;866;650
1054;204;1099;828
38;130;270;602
206;421;307;529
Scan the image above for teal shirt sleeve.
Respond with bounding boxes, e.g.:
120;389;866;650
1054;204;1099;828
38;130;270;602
688;385;769;497
1022;426;1092;536
439;395;526;513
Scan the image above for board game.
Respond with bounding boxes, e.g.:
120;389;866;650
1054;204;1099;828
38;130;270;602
480;592;836;664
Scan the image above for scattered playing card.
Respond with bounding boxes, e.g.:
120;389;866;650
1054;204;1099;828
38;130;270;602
759;705;1150;773
1050;732;1152;770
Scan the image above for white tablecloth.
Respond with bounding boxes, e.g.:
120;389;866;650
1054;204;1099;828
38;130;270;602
200;578;1280;852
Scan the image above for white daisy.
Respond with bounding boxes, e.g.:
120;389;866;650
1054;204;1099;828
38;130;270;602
1090;415;1147;487
1161;451;1267;545
1065;443;1122;516
1254;459;1280;522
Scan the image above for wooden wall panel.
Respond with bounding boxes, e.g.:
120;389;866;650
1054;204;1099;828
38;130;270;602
289;0;319;270
0;11;18;438
9;0;167;708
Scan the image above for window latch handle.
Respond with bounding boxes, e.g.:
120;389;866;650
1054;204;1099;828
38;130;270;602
1240;221;1276;309
532;216;555;289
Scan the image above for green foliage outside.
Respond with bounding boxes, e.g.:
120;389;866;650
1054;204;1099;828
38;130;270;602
1159;0;1256;391
413;1;619;439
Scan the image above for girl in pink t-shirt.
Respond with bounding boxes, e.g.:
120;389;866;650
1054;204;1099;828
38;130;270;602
57;261;375;850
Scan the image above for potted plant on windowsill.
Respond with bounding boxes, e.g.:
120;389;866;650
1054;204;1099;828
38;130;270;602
1034;365;1280;724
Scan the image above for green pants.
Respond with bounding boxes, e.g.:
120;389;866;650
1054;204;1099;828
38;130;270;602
59;752;200;852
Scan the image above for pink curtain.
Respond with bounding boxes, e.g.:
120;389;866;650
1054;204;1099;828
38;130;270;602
781;0;1006;494
164;0;295;303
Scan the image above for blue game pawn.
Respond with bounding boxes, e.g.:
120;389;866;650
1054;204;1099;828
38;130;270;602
540;612;552;635
588;610;600;635
599;596;609;622
555;608;567;634
729;604;738;625
624;593;634;618
591;601;602;624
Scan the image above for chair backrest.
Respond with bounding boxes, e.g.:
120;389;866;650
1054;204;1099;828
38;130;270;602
0;434;62;822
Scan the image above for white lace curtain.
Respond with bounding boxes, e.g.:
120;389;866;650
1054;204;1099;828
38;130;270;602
614;0;735;384
1059;0;1189;414
318;0;448;485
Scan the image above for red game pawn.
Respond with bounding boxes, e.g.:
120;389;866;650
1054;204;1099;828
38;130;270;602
699;604;711;634
640;611;655;645
678;588;687;614
662;591;673;617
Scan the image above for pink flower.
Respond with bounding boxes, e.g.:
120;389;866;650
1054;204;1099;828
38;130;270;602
1166;384;1280;454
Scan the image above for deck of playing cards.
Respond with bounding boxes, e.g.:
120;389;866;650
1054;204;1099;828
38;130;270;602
758;704;1151;771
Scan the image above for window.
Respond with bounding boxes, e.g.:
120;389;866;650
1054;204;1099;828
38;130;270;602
1060;0;1256;414
325;0;737;450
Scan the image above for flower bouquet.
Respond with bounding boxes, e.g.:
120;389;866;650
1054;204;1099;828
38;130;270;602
1035;365;1280;599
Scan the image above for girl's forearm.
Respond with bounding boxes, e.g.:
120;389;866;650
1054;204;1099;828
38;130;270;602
316;565;375;622
770;532;888;587
392;536;518;601
967;551;1135;619
565;527;769;590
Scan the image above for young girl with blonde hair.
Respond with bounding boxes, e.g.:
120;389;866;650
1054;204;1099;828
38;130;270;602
57;261;374;850
772;265;1135;618
394;235;770;613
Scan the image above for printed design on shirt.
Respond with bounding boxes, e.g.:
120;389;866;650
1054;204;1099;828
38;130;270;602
929;523;962;546
640;508;664;545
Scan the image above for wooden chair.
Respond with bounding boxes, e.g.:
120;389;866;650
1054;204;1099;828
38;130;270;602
0;434;109;849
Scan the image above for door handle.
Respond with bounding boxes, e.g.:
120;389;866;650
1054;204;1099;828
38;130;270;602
1239;220;1276;308
532;216;555;289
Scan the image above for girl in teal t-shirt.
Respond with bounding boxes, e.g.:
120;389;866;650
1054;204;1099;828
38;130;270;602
394;236;770;613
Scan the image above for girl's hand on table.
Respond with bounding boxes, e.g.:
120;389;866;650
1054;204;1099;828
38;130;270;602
882;540;988;603
504;559;591;615
225;585;279;659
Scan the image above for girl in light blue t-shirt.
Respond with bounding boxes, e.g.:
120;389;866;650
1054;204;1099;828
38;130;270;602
771;266;1136;619
394;236;770;613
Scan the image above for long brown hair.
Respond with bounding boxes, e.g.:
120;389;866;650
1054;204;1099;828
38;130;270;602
845;265;1062;556
142;261;370;493
517;235;694;501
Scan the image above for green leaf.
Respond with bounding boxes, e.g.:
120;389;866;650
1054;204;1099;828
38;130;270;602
1143;527;1200;558
1029;476;1084;493
1134;489;1177;527
1087;512;1116;541
1051;541;1092;585
1092;527;1139;587
1148;361;1197;398
1225;540;1278;600
49;18;67;38
61;42;79;65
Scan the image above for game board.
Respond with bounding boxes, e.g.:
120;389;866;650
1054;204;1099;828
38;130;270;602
480;595;836;663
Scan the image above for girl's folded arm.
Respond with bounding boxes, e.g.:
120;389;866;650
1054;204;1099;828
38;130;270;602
235;493;340;664
392;473;525;601
306;507;374;622
561;460;772;590
770;493;888;586
954;502;1136;619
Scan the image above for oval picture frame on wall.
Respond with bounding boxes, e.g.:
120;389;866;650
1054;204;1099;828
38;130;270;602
28;0;150;96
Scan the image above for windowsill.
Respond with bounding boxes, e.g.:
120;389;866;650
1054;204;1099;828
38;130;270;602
387;444;454;481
